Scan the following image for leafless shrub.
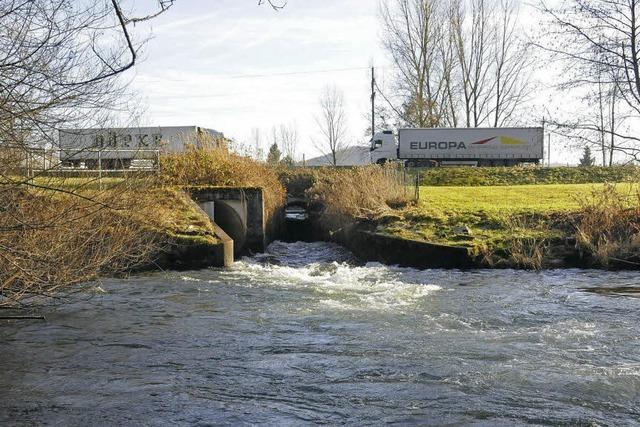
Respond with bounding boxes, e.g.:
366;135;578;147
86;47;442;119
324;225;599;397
306;165;410;232
0;177;162;306
573;184;640;267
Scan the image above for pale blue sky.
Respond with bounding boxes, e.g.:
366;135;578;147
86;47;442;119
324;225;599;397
123;0;592;163
127;0;387;159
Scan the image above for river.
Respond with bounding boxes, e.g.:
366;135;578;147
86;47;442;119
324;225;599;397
1;241;639;426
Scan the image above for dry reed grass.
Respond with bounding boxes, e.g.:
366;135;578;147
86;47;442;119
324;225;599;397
574;183;640;267
0;175;162;306
306;165;410;231
475;215;548;270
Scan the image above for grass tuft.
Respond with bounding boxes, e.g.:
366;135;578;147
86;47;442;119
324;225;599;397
573;184;640;267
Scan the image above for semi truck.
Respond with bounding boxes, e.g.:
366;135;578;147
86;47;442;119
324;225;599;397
59;125;224;169
370;127;544;167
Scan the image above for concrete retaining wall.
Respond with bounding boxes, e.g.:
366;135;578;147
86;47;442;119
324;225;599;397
190;187;270;255
320;220;476;269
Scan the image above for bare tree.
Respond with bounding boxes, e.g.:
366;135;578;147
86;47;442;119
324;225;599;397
250;127;264;161
538;0;640;161
0;0;292;305
279;122;298;164
490;0;533;126
313;86;349;166
450;0;533;127
380;0;534;128
381;0;452;127
0;0;175;305
0;0;175;154
451;0;493;127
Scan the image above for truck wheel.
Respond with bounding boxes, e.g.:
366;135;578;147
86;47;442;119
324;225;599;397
376;158;387;165
406;160;416;168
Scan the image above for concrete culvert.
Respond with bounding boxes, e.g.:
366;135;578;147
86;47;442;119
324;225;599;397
214;200;247;256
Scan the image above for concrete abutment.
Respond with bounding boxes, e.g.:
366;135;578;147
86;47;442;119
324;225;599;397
190;188;272;265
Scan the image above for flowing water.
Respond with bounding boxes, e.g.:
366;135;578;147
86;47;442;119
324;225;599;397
1;241;639;426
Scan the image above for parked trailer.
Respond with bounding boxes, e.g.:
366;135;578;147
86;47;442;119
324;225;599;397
370;127;544;167
59;126;224;169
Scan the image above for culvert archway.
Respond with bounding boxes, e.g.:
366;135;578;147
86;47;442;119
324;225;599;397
213;199;247;256
191;188;268;258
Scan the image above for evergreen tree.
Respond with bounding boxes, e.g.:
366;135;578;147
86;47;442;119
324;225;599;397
266;143;281;164
281;155;294;167
579;146;595;166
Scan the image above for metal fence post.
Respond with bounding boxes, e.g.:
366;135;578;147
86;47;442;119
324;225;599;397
98;150;102;190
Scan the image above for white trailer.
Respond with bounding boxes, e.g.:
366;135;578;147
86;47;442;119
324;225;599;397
59;126;223;169
370;127;544;167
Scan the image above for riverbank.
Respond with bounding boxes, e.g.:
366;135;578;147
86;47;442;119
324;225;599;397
285;168;640;270
0;142;286;305
33;178;225;268
4;162;639;306
376;183;640;268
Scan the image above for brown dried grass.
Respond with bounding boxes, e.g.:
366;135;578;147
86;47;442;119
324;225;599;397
574;183;640;267
0;176;162;306
306;165;410;231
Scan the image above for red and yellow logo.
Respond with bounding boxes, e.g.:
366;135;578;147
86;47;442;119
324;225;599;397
472;136;526;145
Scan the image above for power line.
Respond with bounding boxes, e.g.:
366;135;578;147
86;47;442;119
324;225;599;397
374;80;404;120
136;66;374;85
228;66;373;79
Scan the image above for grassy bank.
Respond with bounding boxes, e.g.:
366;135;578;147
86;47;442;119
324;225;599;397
377;182;640;268
0;176;221;306
277;166;640;269
1;143;286;305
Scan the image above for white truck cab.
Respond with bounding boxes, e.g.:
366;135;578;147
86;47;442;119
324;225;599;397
369;130;397;164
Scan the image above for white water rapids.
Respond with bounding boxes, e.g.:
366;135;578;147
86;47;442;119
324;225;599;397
1;241;639;425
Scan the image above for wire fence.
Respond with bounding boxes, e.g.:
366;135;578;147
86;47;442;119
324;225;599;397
1;145;162;177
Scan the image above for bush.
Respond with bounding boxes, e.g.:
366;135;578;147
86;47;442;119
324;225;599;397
276;167;318;198
573;184;640;267
0;177;161;306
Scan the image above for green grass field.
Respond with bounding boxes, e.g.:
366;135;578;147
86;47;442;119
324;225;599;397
417;166;640;186
418;183;639;214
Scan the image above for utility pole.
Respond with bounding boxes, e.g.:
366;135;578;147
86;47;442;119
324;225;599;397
371;66;376;141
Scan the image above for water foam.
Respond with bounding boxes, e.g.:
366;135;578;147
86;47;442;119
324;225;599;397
229;241;441;311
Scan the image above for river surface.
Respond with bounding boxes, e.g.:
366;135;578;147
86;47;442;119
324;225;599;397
1;241;639;426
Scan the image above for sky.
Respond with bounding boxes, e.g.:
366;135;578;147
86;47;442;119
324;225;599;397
123;0;586;164
127;0;387;161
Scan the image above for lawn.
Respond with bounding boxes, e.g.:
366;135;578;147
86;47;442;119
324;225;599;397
418;183;639;214
417;165;640;186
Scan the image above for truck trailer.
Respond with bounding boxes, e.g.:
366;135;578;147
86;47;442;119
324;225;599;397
370;127;544;167
59;126;224;169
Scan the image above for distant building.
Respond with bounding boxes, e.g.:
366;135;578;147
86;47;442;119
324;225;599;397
302;146;371;167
